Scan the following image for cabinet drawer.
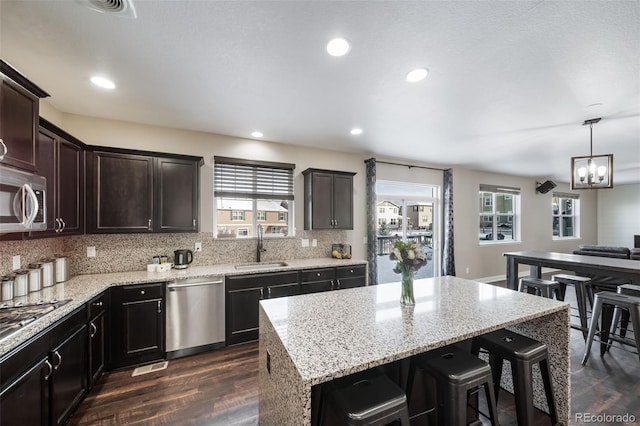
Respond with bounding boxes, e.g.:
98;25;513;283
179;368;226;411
336;265;366;279
87;292;106;319
121;283;164;302
227;271;299;291
300;268;335;283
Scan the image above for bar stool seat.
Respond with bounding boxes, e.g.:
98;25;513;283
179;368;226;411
552;274;592;338
612;284;640;341
320;367;410;426
471;329;557;426
518;277;562;300
406;346;498;426
583;291;640;365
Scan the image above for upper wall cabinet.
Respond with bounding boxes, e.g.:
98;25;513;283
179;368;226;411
302;168;356;230
30;120;86;237
86;148;202;233
0;60;49;172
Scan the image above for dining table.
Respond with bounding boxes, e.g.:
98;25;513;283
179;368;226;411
258;275;570;425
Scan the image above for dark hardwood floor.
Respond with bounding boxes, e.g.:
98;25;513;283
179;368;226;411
70;284;640;426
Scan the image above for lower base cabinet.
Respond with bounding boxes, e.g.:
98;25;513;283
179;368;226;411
0;306;87;426
108;283;165;370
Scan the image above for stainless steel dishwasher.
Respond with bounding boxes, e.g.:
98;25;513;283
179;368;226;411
166;276;225;359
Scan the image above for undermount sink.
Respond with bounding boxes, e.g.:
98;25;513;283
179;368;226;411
234;262;289;271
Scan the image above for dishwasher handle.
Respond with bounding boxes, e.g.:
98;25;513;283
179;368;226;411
167;280;224;290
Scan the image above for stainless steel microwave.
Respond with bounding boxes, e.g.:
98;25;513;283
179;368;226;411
0;166;47;233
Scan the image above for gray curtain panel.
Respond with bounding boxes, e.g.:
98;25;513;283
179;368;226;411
442;168;456;276
365;158;378;285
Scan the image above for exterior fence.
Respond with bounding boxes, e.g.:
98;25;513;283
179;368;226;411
377;234;432;255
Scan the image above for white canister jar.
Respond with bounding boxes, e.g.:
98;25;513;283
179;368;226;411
13;269;29;297
40;258;56;288
1;275;15;302
28;263;43;293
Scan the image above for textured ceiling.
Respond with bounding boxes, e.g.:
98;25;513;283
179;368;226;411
1;1;639;184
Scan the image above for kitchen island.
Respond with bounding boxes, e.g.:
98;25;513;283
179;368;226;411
258;276;570;425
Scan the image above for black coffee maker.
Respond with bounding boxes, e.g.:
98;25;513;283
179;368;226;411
174;249;193;269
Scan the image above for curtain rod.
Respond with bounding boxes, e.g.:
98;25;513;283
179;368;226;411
370;159;446;172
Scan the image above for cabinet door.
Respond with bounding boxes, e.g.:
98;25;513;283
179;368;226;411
335;265;366;289
226;286;262;345
88;312;105;387
57;137;84;235
300;280;334;294
309;172;334;229
154;157;199;232
88;151;153;233
266;282;299;298
51;325;88;426
121;298;164;363
0;77;38;171
35;128;58;235
332;174;354;229
0;356;50;426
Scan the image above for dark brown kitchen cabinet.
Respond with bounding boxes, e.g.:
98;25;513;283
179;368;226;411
0;60;49;172
335;265;367;289
0;356;50;426
87;293;106;388
225;271;299;345
87;151;154;233
87;148;202;233
300;268;335;294
155;157;199;232
302;168;356;230
108;283;165;370
31;121;85;237
0;305;87;426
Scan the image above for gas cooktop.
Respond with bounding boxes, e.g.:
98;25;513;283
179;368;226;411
0;299;72;343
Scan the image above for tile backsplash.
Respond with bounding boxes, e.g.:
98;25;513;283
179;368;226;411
0;231;348;277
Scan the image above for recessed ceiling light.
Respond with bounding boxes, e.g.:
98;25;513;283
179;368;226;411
251;131;263;138
326;38;350;57
90;76;116;89
350;128;363;135
405;68;429;83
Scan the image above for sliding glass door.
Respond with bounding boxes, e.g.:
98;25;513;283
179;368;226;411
375;181;440;284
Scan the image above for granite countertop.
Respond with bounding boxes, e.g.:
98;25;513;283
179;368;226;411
0;258;366;358
259;275;568;385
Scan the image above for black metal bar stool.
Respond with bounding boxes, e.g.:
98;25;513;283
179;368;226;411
611;284;640;342
471;329;557;426
518;277;562;300
552;274;592;338
582;291;640;365
406;346;499;426
319;367;410;426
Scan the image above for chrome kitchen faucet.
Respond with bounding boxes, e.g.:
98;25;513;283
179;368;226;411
257;224;266;262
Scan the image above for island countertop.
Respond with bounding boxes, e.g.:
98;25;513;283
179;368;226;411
258;276;571;425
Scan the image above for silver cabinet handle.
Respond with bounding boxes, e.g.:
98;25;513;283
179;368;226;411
267;287;272;298
54;218;61;233
336;279;341;289
92;301;103;307
0;138;6;161
140;290;145;295
330;280;335;290
44;360;53;380
260;288;264;299
60;218;66;232
157;300;162;313
53;350;62;370
193;219;196;228
148;219;152;230
90;322;97;338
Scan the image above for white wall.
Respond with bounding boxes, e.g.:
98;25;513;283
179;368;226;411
597;183;640;248
41;106;600;280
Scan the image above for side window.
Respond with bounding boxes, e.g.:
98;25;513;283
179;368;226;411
479;185;520;243
552;193;579;238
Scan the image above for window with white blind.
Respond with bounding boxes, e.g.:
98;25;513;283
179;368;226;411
214;157;295;238
479;184;520;243
552;192;579;239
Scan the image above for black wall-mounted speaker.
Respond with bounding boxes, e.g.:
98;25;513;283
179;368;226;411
536;180;557;194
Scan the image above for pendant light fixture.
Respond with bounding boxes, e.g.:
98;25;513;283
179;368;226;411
571;118;613;190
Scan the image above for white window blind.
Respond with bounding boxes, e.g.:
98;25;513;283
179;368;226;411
214;156;295;200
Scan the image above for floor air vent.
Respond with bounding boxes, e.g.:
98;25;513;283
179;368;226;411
132;361;168;377
79;0;137;18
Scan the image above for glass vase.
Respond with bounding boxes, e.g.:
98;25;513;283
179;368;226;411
400;269;415;306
